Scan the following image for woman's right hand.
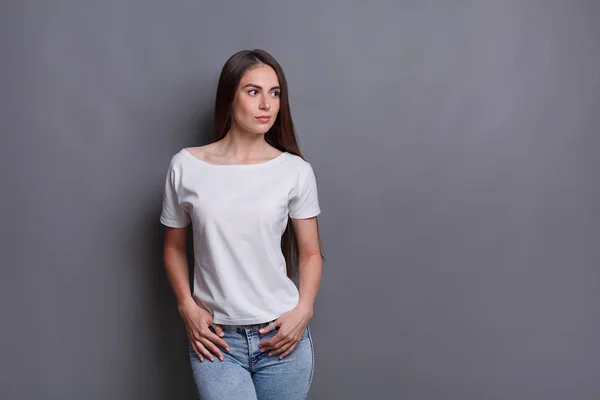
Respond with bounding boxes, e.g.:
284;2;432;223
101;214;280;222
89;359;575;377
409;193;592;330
178;300;230;362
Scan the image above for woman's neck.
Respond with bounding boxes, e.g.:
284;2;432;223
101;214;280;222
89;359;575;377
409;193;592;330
216;129;274;161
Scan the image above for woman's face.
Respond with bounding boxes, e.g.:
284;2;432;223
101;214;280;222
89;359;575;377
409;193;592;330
230;64;281;135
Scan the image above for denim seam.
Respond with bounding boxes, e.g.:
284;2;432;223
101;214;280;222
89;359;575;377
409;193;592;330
303;326;315;400
246;330;256;373
188;343;204;399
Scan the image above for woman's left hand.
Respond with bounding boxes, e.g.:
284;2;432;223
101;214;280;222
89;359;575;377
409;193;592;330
258;304;313;359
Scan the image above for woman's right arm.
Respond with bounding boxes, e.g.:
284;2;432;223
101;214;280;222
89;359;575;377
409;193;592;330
163;226;229;362
163;226;194;310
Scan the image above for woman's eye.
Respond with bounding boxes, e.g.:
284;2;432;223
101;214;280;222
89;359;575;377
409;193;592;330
271;91;280;97
248;90;258;95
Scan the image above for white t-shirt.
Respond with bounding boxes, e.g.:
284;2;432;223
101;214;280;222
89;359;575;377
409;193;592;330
159;148;321;325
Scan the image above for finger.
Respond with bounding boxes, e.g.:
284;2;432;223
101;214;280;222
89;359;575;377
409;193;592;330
259;320;278;334
196;328;226;360
266;327;304;353
200;337;225;362
192;340;210;362
268;332;292;351
266;334;292;354
259;340;271;352
196;340;216;362
260;326;295;351
191;342;203;362
279;342;299;359
197;326;229;352
269;340;294;357
203;329;230;353
259;329;283;350
214;324;225;338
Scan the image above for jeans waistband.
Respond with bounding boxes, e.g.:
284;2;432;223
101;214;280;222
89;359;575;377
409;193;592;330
217;320;275;332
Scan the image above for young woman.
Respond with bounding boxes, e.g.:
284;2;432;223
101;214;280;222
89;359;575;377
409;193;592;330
159;49;325;399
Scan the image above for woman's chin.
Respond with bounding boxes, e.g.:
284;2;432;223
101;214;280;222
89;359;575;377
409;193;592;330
235;123;273;135
252;127;272;135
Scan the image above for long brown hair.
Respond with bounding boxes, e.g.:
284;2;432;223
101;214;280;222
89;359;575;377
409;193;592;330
213;49;325;279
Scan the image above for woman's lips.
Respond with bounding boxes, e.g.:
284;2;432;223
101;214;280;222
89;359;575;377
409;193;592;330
255;116;271;123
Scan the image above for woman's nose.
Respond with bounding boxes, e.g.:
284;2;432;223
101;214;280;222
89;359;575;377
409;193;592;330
260;96;271;110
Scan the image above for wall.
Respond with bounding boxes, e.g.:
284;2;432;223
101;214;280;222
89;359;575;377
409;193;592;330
1;1;599;399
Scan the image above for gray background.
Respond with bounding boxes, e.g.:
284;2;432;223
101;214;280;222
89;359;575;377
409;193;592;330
1;1;599;399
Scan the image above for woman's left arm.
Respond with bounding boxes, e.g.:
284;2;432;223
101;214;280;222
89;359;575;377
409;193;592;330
294;216;323;314
258;216;323;359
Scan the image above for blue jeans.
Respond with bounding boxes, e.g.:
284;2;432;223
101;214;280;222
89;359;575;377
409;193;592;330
188;322;314;399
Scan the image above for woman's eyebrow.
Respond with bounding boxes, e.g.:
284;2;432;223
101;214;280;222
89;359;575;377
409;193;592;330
242;83;281;91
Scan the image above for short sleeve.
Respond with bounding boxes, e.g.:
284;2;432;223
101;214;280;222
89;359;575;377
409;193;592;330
159;158;191;228
288;163;321;219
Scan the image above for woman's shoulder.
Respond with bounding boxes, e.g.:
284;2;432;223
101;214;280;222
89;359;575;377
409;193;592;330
181;144;215;163
284;152;314;168
167;144;220;167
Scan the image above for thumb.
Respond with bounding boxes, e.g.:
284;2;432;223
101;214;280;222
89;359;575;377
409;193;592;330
214;324;225;337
